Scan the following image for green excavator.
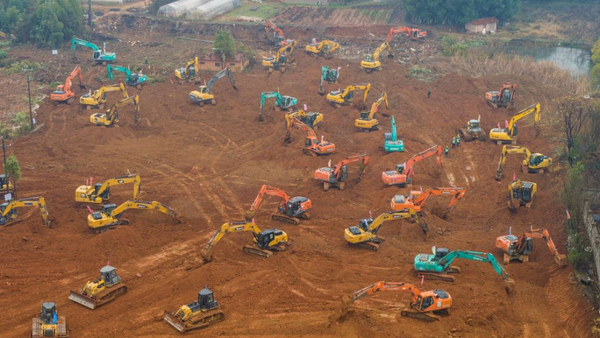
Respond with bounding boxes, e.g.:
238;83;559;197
72;37;116;64
318;65;340;95
107;64;148;89
258;91;298;121
381;115;404;152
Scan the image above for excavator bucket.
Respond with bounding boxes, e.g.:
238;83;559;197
68;291;97;309
504;278;516;296
555;254;567;267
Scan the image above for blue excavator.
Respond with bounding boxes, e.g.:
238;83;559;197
71;37;116;64
258;91;297;121
107;64;148;88
318;65;340;95
381;115;404;152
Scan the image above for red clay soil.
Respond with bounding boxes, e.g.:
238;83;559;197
0;39;595;338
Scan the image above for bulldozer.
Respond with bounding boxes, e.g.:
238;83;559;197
486;82;517;108
263;40;298;73
50;65;85;104
31;302;68;337
457;116;485;141
390;187;466;218
71;37;116;64
245;184;312;225
355;92;388;132
68;265;127;309
305;39;340;58
314;154;370;191
285;117;336;156
87;200;178;232
189;67;237;106
259;91;297;121
318;65;340;95
361;41;392;73
495;145;552;180
89;95;140;126
382;145;442;187
508;179;537;211
285;109;323;129
0;196;50;227
164;287;225;332
79;83;128;110
174;57;200;84
495;227;567;266
489;102;541;145
326;83;370;107
75;174;141;204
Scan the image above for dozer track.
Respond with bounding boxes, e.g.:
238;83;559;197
271;213;300;225
400;310;441;322
68;284;128;309
164;309;225;333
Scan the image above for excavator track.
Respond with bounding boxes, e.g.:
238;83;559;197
164;309;225;333
243;245;273;258
271;214;300;225
351;242;380;251
416;272;456;283
68;284;128;309
299;212;310;220
400;310;441;322
93;220;131;233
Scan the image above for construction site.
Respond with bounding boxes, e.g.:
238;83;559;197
0;1;597;337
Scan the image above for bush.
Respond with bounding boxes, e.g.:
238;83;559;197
11;112;32;135
408;66;432;78
569;233;594;271
440;35;467;57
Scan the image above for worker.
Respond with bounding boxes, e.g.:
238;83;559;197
451;137;456;148
456;134;461;147
444;145;449;156
427;89;431;99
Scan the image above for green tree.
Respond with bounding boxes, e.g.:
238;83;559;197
29;0;82;48
4;154;20;198
214;30;236;60
404;0;520;25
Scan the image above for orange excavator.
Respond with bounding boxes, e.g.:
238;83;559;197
391;187;466;217
314;155;370;191
344;281;451;322
388;26;427;44
285;118;335;156
382;145;442;187
495;227;567;266
265;20;293;46
486;82;517;108
50;65;86;104
245;185;312;225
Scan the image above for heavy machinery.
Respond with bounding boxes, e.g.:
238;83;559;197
71;37;116;64
0;174;13;195
496;227;567;266
495;145;552;180
355;92;388;131
79;83;128;109
107;64;148;89
68;265;127;309
345;281;451;322
390;187;466;217
189;67;237;106
89;95;140;126
245;184;312;225
0;196;50;227
50;65;85;104
489;102;541;144
285;118;336;156
388;26;428;42
265;20;293;46
486;82;517;108
381;115;404;152
344;210;428;251
31;302;68;338
164;287;225;332
305;40;340;58
262;40;298;73
457;116;485;141
508;179;537;210
87;200;178;231
258;91;297;121
75;174;141;204
318;65;340;95
326;83;370;106
200;221;290;261
174;57;200;83
314;154;370;191
361;41;391;72
382;145;442;187
285;109;323;129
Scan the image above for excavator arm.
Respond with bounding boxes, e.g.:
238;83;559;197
80;174;141;203
366;92;388;120
495;145;531;180
507;102;541;134
412;187;466;212
404;145;442;175
334;155;370;180
349;281;421;303
206;67;237;93
109;200;177;220
72;37;99;52
94;95;140;126
517;228;567;266
200;221;263;261
371;209;428;235
372;41;391;62
247;185;290;214
439;250;511;281
0;196;50;227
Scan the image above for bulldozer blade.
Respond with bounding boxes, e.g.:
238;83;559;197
69;291;96;309
164;310;187;332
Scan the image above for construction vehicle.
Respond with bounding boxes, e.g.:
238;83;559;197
0;196;50;227
355;92;388;131
305;40;340;58
90;95;140;126
31;302;68;338
75;174;141;204
486;82;517;108
495;145;552;180
390;187;466;218
344;210;428;251
285;110;323;129
265;20;293;46
457;116;485;141
50;66;85;104
285;118;335;156
489;102;541;144
388;26;428;43
361;41;391;72
318;65;340;95
508;179;537;210
381;115;404;152
87;200;178;231
189;67;237;106
262;40;298;73
326;83;370;106
258;91;297;121
68;265;127;309
496;227;567;266
200;221;290;261
345;281;451;322
382;145;442;187
79;83;128;109
245;184;312;225
314;154;370;191
71;37;116;64
0;174;13;195
107;64;148;89
174;57;200;83
164;287;225;332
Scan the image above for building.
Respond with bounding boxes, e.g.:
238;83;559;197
199;52;249;72
157;0;240;20
465;17;498;34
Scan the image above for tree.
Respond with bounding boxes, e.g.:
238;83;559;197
214;30;236;61
550;96;590;164
4;154;20;198
403;0;520;25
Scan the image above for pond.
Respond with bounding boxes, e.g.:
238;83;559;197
500;45;592;77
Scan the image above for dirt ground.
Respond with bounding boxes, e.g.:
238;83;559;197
0;12;596;338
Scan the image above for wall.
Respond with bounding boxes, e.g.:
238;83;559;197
584;199;600;284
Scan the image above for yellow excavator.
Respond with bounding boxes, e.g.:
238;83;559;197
75;174;141;204
344;210;428;251
360;41;391;72
489;102;541;144
495;145;552;180
90;95;140;126
326;83;371;106
200;221;290;261
68;265;127;309
164;286;225;332
263;40;298;73
355;92;388;131
87;200;178;231
305;39;340;58
285;109;324;129
174;57;200;83
189;67;237;106
508;179;537;210
79;83;128;109
0;196;50;227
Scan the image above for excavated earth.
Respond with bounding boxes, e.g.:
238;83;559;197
0;17;595;338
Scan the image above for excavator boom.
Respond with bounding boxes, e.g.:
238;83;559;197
51;66;85;104
72;37;116;63
391;187;466;215
80;83;128;108
87;200;177;231
314;155;370;190
90;95;140;126
496;227;567;266
355;92;388;131
489;102;541;143
326;83;371;106
382;145;442;186
0;196;50;227
75;174;141;204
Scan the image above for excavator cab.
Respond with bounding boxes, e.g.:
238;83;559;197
0;202;17;224
513;182;534;203
91;204;116;221
435;248;450;260
94;183;110;200
282;196;310;217
395;163;406;175
415;290;450;312
256;229;284;249
467;120;481;132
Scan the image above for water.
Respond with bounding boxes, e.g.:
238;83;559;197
500;45;592;77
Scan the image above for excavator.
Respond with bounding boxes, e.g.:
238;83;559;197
486;82;517;108
258;91;298;121
314;154;370;191
89;95;140;126
164;287;225;332
71;37;116;64
390;187;466;218
174;57;200;83
0;174;13;196
457;116;485;141
508;178;537;210
31;302;68;338
0;196;50;227
200;221;290;261
345;281;451;322
381;115;404;152
361;41;391;73
285;109;323;129
263;40;298;73
382;145;442;187
495;145;552;180
355;92;388;131
344;210;428;251
489;102;541;144
87;200;178;231
68;265;127;309
326;83;370;106
189;67;237;106
265;20;293;46
50;65;85;104
388;26;428;43
79;83;128;109
305;39;340;58
107;64;148;89
318;65;340;95
285;118;336;156
496;227;567;266
75;174;141;204
245;184;312;225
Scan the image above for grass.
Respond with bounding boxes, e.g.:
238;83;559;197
222;3;285;20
